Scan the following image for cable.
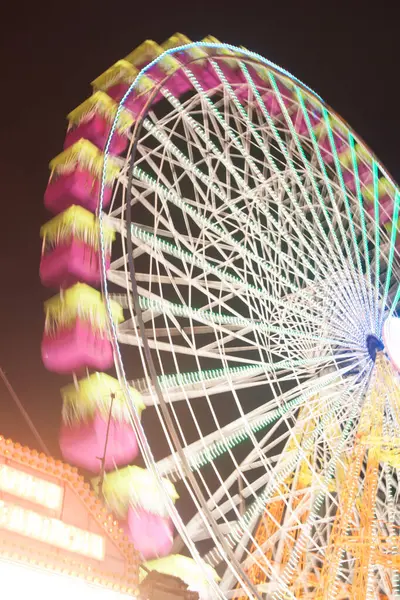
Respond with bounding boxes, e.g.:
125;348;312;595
0;367;50;455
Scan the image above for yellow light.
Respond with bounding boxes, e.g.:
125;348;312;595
0;500;105;561
0;463;64;511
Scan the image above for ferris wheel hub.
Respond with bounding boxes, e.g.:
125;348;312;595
366;334;385;362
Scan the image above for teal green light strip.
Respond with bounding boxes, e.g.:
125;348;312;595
239;65;365;328
294;88;368;324
349;134;374;330
205;61;365;334
131;222;355;342
373;161;381;333
322;109;372;318
157;363;260;391
381;190;400;325
177;370;343;474
388;285;400;321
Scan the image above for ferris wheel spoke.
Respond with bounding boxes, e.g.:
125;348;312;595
109;219;359;344
183;64;348;292
215;64;349;268
290;86;375;320
118;308;363;372
158;88;332;292
131;164;361;320
241;66;375;325
201;373;365;569
111;279;340;351
134;155;318;302
175;376;356;556
108;263;350;349
153;368;351;483
250;73;372;326
194;81;344;290
276;87;367;288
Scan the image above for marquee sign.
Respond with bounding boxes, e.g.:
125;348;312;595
0;435;139;595
0;499;105;560
0;463;63;511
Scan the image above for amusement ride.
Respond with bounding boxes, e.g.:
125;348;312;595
38;34;400;598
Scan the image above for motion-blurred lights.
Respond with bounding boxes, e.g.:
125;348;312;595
383;316;400;371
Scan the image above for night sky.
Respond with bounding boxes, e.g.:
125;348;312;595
1;1;399;457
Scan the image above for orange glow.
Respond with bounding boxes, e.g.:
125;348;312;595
0;500;105;560
0;463;63;510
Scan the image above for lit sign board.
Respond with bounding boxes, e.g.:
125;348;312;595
0;464;63;511
0;500;105;561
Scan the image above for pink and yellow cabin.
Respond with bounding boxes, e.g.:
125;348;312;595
96;466;179;560
41;283;123;374
64;92;134;156
44;139;120;214
59;372;145;473
40;205;115;289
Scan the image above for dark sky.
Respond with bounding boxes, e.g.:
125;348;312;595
0;0;399;457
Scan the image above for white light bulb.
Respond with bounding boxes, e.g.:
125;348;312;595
383;316;400;370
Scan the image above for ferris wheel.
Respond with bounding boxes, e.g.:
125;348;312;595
39;34;400;599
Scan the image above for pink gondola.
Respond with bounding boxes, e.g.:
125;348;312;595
59;412;139;473
42;318;115;374
98;466;179;560
64;92;133;157
40;238;110;288
64;113;129;155
126;41;192;98
92;60;162;118
40;206;114;288
41;284;123;374
59;373;145;473
125;508;174;560
44;140;119;215
44;170;113;215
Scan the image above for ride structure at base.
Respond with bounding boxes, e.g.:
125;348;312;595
39;33;400;598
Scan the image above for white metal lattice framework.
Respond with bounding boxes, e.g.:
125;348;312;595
97;41;400;599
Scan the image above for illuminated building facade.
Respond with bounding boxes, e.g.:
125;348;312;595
0;434;139;599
